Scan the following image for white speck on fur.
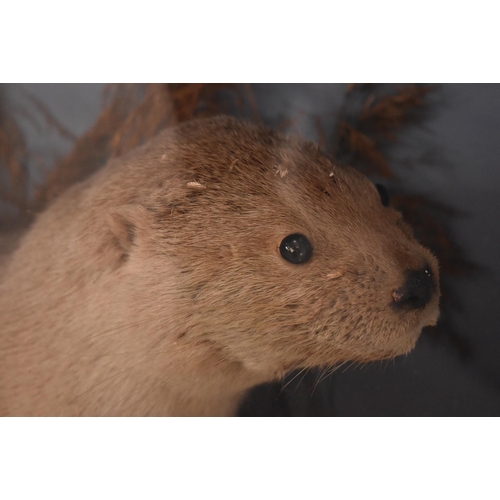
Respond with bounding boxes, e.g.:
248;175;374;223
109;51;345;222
327;271;343;279
274;166;288;178
187;182;206;190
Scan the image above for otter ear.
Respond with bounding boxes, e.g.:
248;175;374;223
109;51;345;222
106;205;153;261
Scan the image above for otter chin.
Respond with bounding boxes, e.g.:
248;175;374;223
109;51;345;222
0;116;440;416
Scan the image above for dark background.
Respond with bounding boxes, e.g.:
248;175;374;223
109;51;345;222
2;83;499;416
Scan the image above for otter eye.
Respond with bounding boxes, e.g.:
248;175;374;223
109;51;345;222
375;183;390;207
279;233;313;264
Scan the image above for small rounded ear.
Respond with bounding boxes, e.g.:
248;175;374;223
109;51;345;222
106;205;152;261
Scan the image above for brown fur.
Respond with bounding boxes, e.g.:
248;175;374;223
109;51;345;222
0;116;440;416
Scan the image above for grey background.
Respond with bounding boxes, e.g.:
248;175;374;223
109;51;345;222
3;83;499;416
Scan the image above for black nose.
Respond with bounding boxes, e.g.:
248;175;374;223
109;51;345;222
392;266;435;310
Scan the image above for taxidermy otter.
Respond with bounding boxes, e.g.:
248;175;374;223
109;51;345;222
0;116;440;416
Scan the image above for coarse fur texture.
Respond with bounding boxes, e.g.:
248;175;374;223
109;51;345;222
0;116;440;416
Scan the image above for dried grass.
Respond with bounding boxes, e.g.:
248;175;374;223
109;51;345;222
0;97;30;228
334;84;435;176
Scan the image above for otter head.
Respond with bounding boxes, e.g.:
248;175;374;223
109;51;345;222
105;116;440;379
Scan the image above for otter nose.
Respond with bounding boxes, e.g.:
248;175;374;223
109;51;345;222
392;266;435;310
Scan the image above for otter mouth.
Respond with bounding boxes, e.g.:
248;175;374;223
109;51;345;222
421;306;440;329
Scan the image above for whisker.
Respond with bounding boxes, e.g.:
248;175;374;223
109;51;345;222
279;367;307;395
294;367;311;395
312;367;329;396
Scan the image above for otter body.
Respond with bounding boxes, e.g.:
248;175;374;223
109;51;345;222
0;117;440;416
